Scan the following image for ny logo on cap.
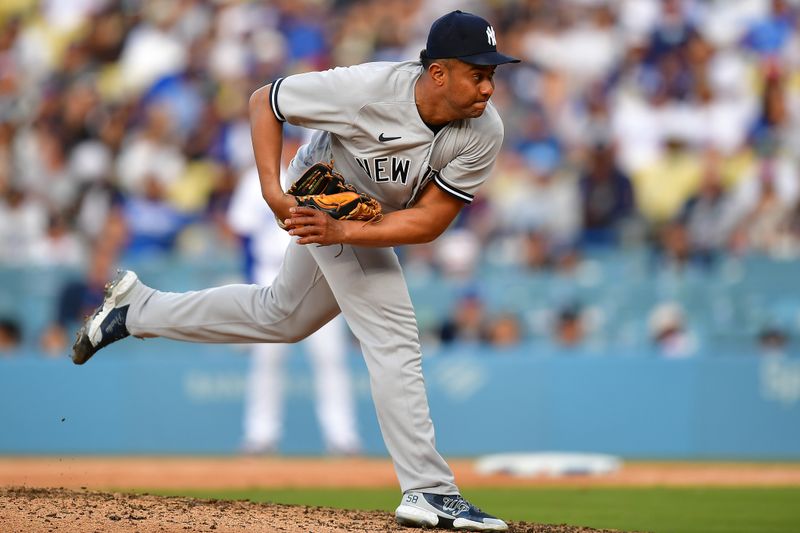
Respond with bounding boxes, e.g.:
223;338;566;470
486;25;496;46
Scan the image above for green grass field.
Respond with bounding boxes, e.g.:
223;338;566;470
145;486;800;533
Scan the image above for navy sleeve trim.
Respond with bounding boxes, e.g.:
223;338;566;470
434;174;474;203
269;77;286;122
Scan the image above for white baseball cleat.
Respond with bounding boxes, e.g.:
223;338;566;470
71;270;138;365
395;491;508;531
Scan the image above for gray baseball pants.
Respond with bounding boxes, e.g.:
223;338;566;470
123;239;458;495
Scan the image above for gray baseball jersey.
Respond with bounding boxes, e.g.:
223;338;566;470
269;60;504;210
116;59;508;497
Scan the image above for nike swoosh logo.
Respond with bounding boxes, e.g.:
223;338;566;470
378;133;401;142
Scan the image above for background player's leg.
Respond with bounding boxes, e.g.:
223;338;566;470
124;242;340;343
306;316;361;455
241;343;288;454
307;243;457;495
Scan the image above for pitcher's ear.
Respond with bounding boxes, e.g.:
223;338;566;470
428;61;448;85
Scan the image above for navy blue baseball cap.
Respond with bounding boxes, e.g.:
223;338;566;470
426;10;520;65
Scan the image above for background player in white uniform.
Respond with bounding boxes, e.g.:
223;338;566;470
228;153;361;456
72;10;519;531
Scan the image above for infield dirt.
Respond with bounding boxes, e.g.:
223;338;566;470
2;457;799;532
1;486;625;533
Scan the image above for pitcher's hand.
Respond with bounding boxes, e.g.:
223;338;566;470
286;207;347;245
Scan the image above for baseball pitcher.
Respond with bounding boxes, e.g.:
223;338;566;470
72;10;519;531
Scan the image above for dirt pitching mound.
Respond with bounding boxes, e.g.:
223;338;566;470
1;486;624;533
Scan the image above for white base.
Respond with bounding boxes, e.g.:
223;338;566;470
475;451;622;477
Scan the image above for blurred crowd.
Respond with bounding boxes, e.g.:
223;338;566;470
1;0;799;357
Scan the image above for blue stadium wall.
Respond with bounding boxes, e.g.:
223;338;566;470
1;255;799;458
1;342;799;458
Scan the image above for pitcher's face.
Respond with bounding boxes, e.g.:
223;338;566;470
441;61;496;119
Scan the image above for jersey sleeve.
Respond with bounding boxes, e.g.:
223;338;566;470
268;67;365;137
435;112;504;204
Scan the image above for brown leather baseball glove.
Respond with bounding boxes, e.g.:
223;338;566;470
283;162;382;227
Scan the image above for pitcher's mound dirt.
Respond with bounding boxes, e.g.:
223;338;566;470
1;486;624;533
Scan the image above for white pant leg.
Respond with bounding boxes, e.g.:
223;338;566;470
307;243;457;495
241;343;288;451
125;242;340;343
306;316;361;454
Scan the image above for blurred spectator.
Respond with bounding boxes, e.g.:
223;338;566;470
726;139;799;255
438;289;487;346
556;82;613;152
631;137;703;227
610;70;663;173
514;107;562;170
502;145;582;251
73;177;127;247
579;142;636;246
553;246;584;276
0;317;22;355
653;220;695;273
279;2;329;69
648;302;698;358
646;0;697;64
748;65;793;149
552;304;587;349
0;187;47;265
678;151;738;263
120;175;194;258
28;211;85;267
521;230;555;272
757;325;790;357
741;0;797;58
15;119;79;210
484;313;523;349
649;48;695;103
118;2;188;96
141;64;205;144
116;103;186;194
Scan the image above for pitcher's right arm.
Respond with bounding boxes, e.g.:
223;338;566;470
249;85;297;222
